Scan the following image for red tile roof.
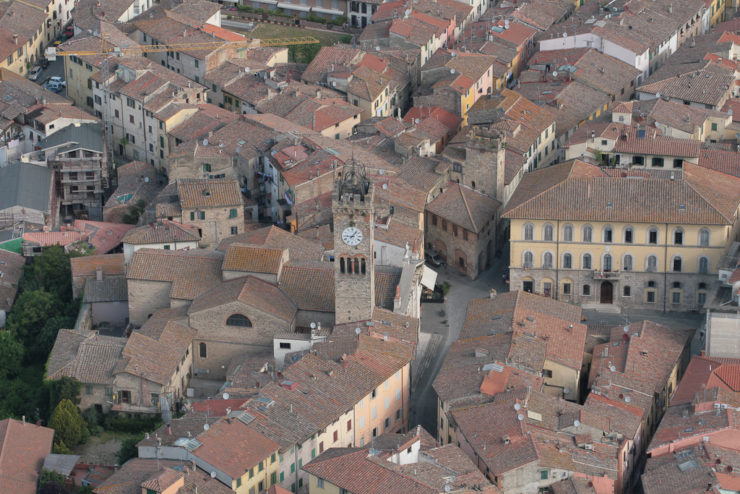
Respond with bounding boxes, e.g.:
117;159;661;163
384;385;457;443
0;418;54;494
200;24;246;42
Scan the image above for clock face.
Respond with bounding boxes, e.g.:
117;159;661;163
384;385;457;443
342;226;363;246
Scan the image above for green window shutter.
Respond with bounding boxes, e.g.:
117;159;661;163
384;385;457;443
190;212;195;221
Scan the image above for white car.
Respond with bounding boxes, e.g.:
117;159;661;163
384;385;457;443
28;66;42;81
48;76;66;87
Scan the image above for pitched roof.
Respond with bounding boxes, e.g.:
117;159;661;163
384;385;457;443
502;160;740;225
302;448;438;494
126;249;223;301
0;418;54;494
698;149;740;178
122;221;200;245
671;355;740;406
83;276;128;303
0;249;24;312
426;183;500;233
0;162;52;213
217;225;324;261
70;253;125;279
118;319;195;386
188;276;297;323
638;62;734;107
222;244;285;274
94;458;232;494
279;263;334;312
177;178;242;209
46;330;126;385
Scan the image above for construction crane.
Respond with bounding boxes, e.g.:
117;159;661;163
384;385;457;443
44;36;319;60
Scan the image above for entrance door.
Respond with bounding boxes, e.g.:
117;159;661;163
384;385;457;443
600;281;613;304
523;280;534;293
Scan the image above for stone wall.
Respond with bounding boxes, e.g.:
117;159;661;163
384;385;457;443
127;279;172;327
180;205;244;249
425;212;495;280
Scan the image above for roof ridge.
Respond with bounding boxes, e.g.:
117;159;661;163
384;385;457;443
458;185;477;231
684;168;737;224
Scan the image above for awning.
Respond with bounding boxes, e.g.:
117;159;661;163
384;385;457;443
278;2;311;11
311;6;345;15
421;265;437;290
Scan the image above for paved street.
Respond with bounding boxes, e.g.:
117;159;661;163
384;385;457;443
408;246;707;438
33;56;66;97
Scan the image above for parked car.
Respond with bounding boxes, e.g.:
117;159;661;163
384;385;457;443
39;57;49;69
49;76;66;87
45;81;63;92
27;66;42;81
425;250;445;267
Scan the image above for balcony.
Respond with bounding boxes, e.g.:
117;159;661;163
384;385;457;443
593;270;620;280
111;402;159;414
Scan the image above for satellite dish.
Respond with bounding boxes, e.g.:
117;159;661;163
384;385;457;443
517;414;524;421
450;68;456;74
355;327;362;335
310;322;317;329
375;45;381;52
574;420;581;427
445;485;451;493
609;365;617;372
625;396;631;403
223;392;230;400
203;139;209;146
514;403;521;411
623;325;629;332
211;471;217;479
563;32;568;37
204;423;210;431
563;388;570;395
553;71;558;78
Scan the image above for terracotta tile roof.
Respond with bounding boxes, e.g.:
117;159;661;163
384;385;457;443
452;401;538;475
403;106;461;135
222;244;285;274
166;0;221;27
502;160;740;225
397;156;449;196
427;182;500;233
612;127;700;158
74;220;136;254
188;275;297;323
0;249;24;312
672;355;740;406
176;178;243;209
375;267;402;310
639;62;734;107
722;98;740;122
218;226;324;261
95;458;232;494
126;249;223;301
302;45;364;84
648;406;739;453
0;418;54;494
698;149;740;178
23;230;86;248
279;263;334;312
121;221;199;245
71;253;125;279
46;329;126;385
302;448;438;494
83;276;127;303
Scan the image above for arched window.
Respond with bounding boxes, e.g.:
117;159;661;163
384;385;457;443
361;258;366;274
523;251;533;268
583;225;593;243
340;257;345;274
563;225;573;242
524;223;534;241
624;227;634;244
563;253;572;269
354;258;359;274
603;253;612;271
623;254;633;271
347;257;353;274
199;342;207;358
699;229;710;247
672;256;682;272
647;255;658;272
471;181;476;189
226;314;252;327
543;224;554;241
603;226;613;243
698;256;709;274
543;252;553;269
648;227;659;244
673;228;684;245
582;253;592;270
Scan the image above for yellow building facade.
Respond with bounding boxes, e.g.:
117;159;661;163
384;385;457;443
502;161;740;312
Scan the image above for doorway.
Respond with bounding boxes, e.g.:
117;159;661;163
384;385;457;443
600;281;613;304
523;280;534;293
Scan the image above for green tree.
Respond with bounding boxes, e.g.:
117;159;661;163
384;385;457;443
20;245;73;302
49;399;88;450
5;289;58;349
116;434;144;464
0;330;23;379
48;377;82;409
38;469;69;493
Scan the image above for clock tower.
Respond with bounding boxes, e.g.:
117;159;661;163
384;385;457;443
332;162;375;324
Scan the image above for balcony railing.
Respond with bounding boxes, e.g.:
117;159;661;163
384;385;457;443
593;270;620;280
